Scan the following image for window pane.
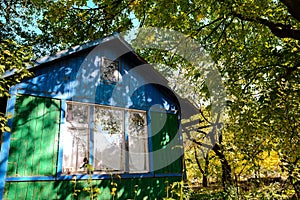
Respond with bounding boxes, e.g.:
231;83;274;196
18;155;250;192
66;103;89;126
128;111;149;172
63;103;89;174
93;107;124;171
101;57;120;82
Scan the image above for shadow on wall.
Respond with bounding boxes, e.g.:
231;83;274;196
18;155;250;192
6;95;60;177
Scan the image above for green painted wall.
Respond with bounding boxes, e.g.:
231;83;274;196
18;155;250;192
151;112;183;174
7;95;60;177
4;176;182;199
4;95;183;199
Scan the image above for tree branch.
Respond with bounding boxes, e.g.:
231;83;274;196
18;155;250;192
192;17;223;37
216;17;234;49
280;0;300;22
202;18;226;42
199;108;211;124
233;12;300;40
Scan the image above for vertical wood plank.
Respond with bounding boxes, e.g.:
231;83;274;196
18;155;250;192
25;182;34;200
27;96;39;176
34;97;45;175
8;95;61;177
18;95;34;176
48;99;60;175
40;98;51;175
15;182;27;199
3;182;10;200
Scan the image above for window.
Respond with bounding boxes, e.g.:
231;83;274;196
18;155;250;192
100;57;120;82
128;111;149;172
62;101;149;174
63;103;90;174
93;107;125;172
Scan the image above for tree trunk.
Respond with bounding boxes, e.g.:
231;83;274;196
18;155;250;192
212;144;232;189
202;174;208;187
194;147;210;187
203;154;209;187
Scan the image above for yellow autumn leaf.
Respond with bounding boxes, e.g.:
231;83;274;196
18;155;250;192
3;50;11;56
197;13;204;22
291;47;297;52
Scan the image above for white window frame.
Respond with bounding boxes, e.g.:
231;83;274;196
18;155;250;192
62;101;149;175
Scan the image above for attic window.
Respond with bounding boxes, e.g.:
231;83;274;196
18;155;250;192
100;57;120;83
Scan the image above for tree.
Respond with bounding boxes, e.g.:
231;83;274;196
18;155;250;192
35;0;135;55
129;0;299;195
1;0;299;197
0;0;34;134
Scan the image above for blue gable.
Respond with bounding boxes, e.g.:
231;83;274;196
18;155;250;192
12;35;179;113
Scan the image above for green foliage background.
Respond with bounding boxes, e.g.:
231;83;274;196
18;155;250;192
1;0;299;198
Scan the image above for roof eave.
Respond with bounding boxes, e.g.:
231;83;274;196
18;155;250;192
2;33;122;79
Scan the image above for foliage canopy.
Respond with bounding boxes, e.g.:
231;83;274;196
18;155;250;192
1;0;299;198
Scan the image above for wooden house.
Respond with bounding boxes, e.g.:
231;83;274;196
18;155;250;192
0;34;184;199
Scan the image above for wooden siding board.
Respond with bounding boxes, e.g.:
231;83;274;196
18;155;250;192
169;115;182;174
131;85;147;110
60;64;72;99
39;99;49;175
10;182;17;200
55;180;73;200
151;112;182;174
40;181;54;199
69;57;80;101
32;96;42;175
128;70;138;109
56;100;66;176
17;95;34;176
31;182;38;200
45;98;53;175
16;57;82;100
7;95;60;178
151;112;165;174
6;113;22;176
41;98;53;175
15;182;26;199
53;65;65;96
39;98;60;176
34;97;45;175
146;112;154;173
51;99;60;175
25;181;34;200
144;84;179;113
168;114;179;173
4;177;182;199
50;98;60;175
24;97;33;176
13;96;24;176
102;84;114;106
15;95;26;176
7;182;15;200
26;96;38;175
3;182;11;200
